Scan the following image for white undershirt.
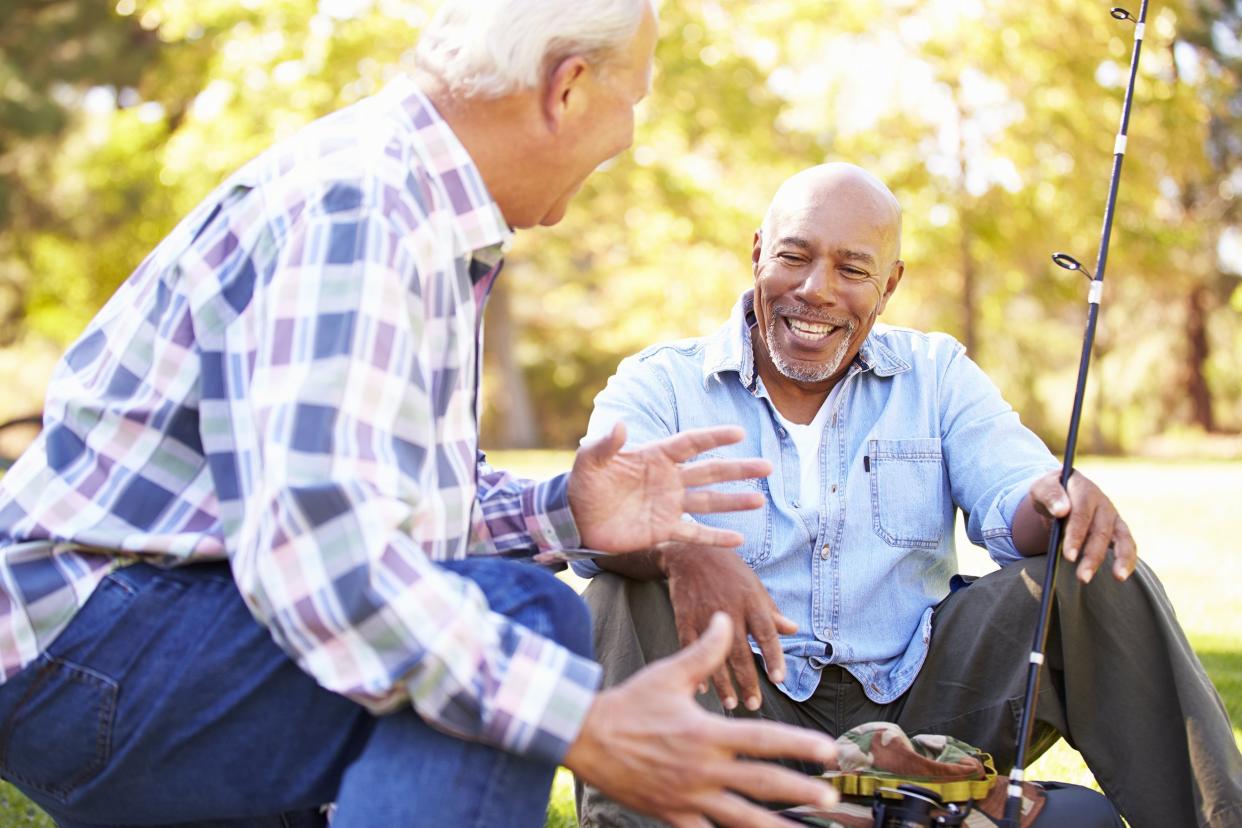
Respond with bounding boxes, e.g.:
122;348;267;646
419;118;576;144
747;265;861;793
773;382;843;509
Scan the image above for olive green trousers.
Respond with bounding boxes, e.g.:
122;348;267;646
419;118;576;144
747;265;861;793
575;556;1242;828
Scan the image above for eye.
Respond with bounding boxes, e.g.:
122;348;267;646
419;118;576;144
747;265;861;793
842;267;869;279
776;252;804;264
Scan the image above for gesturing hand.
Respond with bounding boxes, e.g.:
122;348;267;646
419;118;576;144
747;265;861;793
661;543;796;713
568;423;773;552
1025;469;1137;583
564;613;838;828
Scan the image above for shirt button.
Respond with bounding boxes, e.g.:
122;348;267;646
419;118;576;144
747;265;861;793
792;499;800;509
778;427;787;438
820;544;831;559
830;484;838;493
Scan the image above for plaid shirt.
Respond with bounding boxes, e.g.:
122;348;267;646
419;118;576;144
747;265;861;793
0;77;600;764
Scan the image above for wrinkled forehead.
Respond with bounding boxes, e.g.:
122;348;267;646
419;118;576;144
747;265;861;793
764;180;901;259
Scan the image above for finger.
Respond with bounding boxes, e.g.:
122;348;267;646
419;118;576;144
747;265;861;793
774;612;799;635
702;790;823;828
710;718;838;764
713;761;839;811
655;426;751;463
669;522;746;548
1028;472;1070;519
1111;519;1138;581
1061;484;1096;564
666;612;735;692
1076;503;1117;584
673;612;726;700
711;663;739;711
579;421;627;466
681;489;765;514
664;814;712;828
726;637;762;712
674;614;701;652
680;458;773;488
750;606;788;686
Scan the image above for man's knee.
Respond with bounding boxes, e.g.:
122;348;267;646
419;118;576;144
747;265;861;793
528;569;594;659
443;558;593;659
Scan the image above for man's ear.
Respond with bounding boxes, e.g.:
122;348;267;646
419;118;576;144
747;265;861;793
876;261;904;314
751;229;763;271
542;55;590;133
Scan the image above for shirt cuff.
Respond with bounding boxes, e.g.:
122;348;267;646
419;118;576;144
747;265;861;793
569;558;604;579
981;470;1048;565
522;472;581;553
488;623;602;764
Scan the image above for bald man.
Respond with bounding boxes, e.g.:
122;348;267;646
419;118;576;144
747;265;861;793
574;164;1242;828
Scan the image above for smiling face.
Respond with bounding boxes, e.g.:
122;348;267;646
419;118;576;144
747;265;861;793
751;164;904;400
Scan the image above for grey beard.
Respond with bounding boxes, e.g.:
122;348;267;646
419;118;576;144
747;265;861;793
764;312;856;383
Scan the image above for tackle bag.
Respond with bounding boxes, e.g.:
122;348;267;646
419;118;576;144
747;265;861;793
779;722;1122;828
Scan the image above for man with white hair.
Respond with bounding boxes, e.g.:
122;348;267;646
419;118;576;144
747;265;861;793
575;163;1242;828
0;3;843;826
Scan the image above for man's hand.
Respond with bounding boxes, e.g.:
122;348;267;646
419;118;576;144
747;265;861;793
662;543;796;712
569;423;772;552
564;613;839;828
1016;469;1137;583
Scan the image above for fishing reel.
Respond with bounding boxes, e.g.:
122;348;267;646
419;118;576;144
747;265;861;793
871;785;971;828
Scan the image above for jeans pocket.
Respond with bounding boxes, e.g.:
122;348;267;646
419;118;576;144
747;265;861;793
0;653;118;803
868;437;945;550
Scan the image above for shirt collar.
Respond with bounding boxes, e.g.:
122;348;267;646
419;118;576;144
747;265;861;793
701;289;910;389
385;76;515;260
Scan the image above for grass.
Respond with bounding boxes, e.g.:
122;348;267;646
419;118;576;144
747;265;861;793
1;455;1237;826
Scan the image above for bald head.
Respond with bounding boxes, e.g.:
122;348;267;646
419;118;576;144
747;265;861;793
749;163;906;400
761;163;902;263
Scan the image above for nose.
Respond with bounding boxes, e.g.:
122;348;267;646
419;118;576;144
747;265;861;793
793;261;839;307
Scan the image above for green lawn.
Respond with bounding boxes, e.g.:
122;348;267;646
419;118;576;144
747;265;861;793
2;456;1238;827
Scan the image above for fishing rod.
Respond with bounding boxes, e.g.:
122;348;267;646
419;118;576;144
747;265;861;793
1001;3;1149;826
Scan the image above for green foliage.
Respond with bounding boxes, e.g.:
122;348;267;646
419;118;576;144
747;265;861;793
0;0;1240;446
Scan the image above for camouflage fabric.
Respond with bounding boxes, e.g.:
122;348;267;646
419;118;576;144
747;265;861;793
829;722;990;783
780;722;1047;827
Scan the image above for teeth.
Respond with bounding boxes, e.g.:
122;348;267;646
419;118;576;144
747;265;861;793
787;318;837;340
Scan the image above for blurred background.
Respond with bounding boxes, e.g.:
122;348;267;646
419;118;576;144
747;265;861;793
0;0;1240;459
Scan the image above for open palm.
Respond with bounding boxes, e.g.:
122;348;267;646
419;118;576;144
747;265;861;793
568;423;772;552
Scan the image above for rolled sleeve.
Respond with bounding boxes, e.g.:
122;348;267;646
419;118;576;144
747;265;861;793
979;469;1053;565
472;462;581;556
937;342;1058;567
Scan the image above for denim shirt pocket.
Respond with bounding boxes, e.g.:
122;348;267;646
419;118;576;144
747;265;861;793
689;476;773;566
868;437;945;550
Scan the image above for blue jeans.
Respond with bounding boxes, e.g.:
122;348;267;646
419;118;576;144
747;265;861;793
0;558;592;828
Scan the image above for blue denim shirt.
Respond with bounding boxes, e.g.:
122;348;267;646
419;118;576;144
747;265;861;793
574;291;1057;704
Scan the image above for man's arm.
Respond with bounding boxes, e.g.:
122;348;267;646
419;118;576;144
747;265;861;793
1011;471;1137;582
224;205;599;765
937;341;1136;581
577;355;793;712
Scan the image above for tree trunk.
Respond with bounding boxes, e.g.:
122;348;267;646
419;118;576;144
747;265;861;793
960;222;977;358
1183;284;1216;432
483;276;540;448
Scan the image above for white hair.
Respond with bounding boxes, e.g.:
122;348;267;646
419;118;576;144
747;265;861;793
415;0;652;98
